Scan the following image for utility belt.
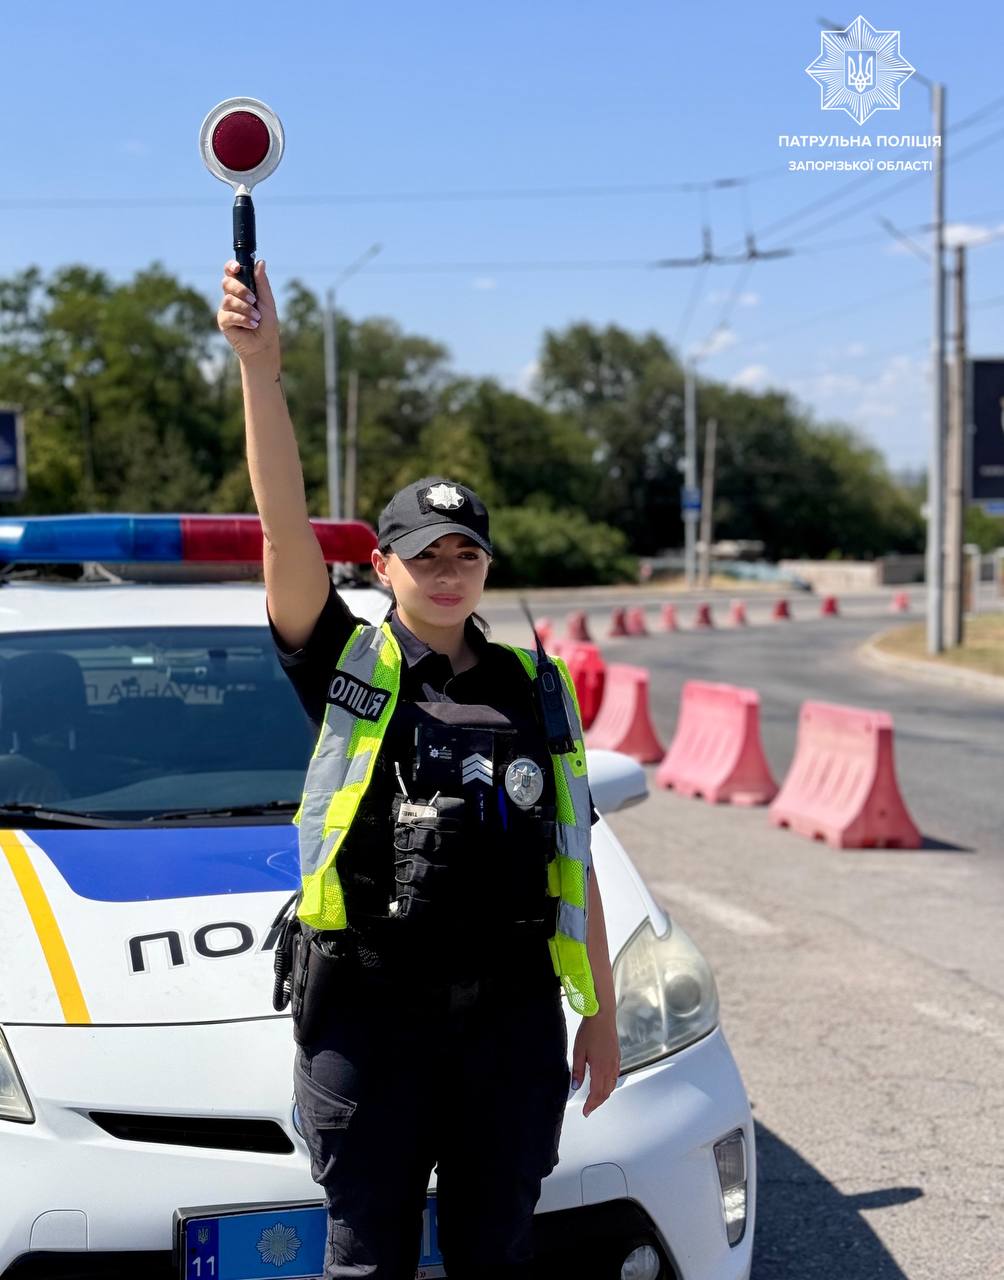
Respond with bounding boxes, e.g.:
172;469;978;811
273;896;559;1045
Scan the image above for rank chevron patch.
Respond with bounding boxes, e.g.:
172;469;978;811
461;753;493;786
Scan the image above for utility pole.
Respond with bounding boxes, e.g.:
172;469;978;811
698;417;718;588
927;82;947;654
323;289;341;520
943;244;966;647
345;368;359;521
323;243;382;520
683;361;699;587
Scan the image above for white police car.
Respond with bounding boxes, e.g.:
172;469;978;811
0;515;754;1280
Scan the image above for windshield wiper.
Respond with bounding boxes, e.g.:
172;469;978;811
0;802;112;827
140;800;300;822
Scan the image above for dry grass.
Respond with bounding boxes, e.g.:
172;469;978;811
875;612;1004;678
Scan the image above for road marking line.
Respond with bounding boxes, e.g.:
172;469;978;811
653;880;781;937
0;829;91;1024
914;1000;1004;1049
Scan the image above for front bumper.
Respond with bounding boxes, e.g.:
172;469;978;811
1;1020;753;1280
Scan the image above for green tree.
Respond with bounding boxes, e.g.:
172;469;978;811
0;263;221;513
536;322;684;553
964;504;1004;552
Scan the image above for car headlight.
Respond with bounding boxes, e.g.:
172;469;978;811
613;917;719;1072
0;1029;34;1123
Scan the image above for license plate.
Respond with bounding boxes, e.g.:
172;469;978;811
176;1197;443;1279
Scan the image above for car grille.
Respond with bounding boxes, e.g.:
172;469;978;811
88;1111;294;1154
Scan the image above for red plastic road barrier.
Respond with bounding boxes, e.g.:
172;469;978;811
769;701;921;849
609;607;629;637
891;591;910;613
559;641;606;731
820;596;839;617
566;610;593;643
536;618;553;647
585;664;665;763
661;603;680;632
625;606;648;636
694;603;714;629
729;600;748;626
655;681;777;806
772;599;792;621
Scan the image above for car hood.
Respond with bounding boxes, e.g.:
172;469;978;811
0;821;651;1027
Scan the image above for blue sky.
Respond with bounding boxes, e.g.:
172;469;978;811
2;0;1002;470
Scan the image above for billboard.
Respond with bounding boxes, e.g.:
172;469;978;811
968;359;1004;513
0;407;26;501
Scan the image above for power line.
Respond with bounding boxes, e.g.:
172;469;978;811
0;171;783;213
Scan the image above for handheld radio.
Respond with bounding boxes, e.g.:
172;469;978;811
519;598;575;755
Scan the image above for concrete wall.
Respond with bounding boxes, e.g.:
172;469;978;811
780;556;926;591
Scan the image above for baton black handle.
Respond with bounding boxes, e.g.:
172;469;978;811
233;193;257;294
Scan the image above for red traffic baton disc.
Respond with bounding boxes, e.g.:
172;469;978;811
200;97;284;192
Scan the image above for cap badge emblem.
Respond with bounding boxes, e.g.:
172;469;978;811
426;483;465;511
504;757;544;808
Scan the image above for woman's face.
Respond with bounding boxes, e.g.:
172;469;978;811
373;533;491;628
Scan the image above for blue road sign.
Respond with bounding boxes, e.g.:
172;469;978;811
0;408;26;500
681;485;702;514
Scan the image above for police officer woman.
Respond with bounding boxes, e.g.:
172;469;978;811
217;258;620;1279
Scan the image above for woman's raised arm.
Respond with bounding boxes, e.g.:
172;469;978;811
217;258;330;651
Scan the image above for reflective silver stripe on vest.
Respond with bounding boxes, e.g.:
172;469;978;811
297;623;396;883
505;646;594;913
558;899;588;942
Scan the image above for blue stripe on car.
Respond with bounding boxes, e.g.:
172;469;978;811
28;828;300;902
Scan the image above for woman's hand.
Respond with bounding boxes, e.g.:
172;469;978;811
216;258;280;365
571;1009;620;1117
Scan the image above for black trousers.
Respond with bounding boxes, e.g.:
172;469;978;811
293;972;570;1279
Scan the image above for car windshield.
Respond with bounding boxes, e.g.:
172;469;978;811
0;626;316;821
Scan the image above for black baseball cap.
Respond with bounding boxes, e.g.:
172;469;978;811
377;476;493;559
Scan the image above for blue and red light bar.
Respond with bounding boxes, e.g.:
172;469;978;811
0;515;378;565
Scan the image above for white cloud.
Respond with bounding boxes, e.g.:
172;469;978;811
707;290;760;308
944;221;1004;248
885;220;1004;254
515;359;540;397
472;276;497;290
731;363;769;390
120;140;151;157
689;326;737;359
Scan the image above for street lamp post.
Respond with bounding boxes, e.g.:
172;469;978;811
683;359;699;587
324;243;382;520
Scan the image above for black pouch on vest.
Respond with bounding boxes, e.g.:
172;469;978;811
293;933;349;1048
391;792;466;922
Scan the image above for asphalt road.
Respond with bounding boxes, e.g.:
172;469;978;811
482;587;1003;854
481;587;1004;1280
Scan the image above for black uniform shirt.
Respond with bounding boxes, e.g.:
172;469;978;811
269;580;598;983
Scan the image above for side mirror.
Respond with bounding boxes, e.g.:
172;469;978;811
586;748;649;815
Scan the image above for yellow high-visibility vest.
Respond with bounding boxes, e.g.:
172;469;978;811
292;620;598;1016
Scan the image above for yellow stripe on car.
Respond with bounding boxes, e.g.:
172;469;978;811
0;829;91;1024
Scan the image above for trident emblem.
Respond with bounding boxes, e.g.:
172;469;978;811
846;52;874;93
197;1228;210;1245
